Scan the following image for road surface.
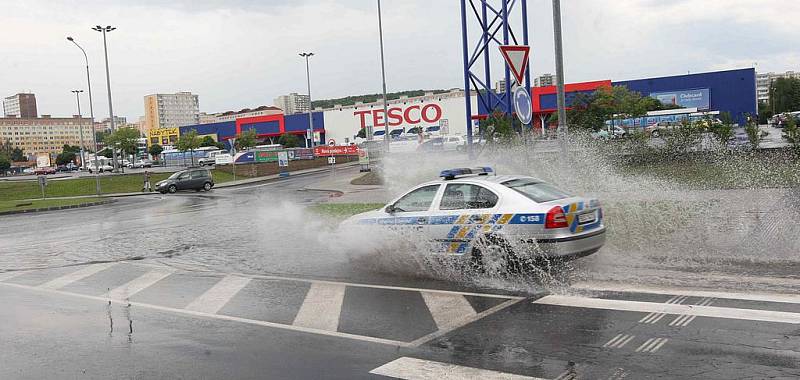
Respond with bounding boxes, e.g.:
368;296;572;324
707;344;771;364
1;167;798;379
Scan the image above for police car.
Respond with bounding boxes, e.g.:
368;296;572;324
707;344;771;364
343;167;606;274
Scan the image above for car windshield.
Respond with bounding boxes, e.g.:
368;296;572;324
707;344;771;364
502;178;571;203
168;171;186;180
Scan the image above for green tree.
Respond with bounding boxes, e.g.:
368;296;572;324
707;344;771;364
356;128;366;139
563;86;661;130
782;113;800;152
769;78;800;114
175;129;202;166
11;147;25;162
0;156;10;175
55;151;77;166
200;135;217;147
97;147;113;157
708;113;733;146
479;109;518;142
148;143;164;158
1;139;12;158
277;133;300;148
236;129;257;150
106;127;140;164
744;116;763;149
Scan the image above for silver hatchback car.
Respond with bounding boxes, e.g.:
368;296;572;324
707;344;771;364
343;167;606;273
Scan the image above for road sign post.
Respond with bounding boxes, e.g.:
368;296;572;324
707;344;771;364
37;175;47;199
499;45;531;86
278;151;289;178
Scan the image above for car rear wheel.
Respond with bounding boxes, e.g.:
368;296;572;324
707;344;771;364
168;184;177;193
203;182;212;191
470;235;518;275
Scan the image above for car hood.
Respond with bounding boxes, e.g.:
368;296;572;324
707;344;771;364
341;208;388;226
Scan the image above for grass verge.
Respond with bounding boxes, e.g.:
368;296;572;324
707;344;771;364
0;169;234;201
0;197;106;213
308;203;385;218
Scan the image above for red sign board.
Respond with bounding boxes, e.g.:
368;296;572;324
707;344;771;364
314;146;359;156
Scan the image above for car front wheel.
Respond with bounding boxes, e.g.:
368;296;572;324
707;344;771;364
470;235;519;275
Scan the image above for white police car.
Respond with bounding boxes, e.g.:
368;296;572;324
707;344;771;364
343;167;606;273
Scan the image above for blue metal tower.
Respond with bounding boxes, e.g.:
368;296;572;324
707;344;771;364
460;0;530;146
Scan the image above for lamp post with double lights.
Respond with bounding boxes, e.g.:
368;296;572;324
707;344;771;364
66;36;101;195
299;52;315;149
92;25;119;172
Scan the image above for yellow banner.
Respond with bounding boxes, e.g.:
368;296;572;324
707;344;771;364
148;128;179;138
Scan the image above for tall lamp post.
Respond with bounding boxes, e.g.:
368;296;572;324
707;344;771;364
377;0;390;152
92;25;119;172
70;90;87;170
66;36;101;196
299;52;315;148
552;0;568;145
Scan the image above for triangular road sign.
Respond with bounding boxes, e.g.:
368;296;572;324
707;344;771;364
499;45;530;85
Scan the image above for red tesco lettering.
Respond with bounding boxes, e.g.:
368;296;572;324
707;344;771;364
355;104;442;128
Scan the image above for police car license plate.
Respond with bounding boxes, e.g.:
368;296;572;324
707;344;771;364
578;212;595;224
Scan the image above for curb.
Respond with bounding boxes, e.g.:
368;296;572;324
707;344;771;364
0;199;117;216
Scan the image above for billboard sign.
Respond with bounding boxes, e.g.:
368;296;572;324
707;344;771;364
314;146;359;156
277;151;289;167
254;150;278;162
650;88;710;111
36;154;51;168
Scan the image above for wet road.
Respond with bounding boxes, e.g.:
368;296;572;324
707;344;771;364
1;168;799;379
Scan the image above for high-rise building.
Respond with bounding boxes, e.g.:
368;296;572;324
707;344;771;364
143;92;200;130
273;93;310;115
534;73;556;87
756;71;800;102
93;116;127;132
0;115;93;159
3;93;38;118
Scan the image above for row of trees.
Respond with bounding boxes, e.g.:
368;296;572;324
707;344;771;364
0;140;26;174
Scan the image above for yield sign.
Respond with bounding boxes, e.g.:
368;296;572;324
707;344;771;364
499;45;530;85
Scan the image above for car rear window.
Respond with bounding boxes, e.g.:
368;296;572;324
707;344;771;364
502;179;571;203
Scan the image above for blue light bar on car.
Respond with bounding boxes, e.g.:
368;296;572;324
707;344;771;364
439;167;494;180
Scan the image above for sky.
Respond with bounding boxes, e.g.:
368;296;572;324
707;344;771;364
1;0;798;121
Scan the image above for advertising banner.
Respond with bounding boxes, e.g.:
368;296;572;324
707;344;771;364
314;146;359;156
358;148;370;165
650;89;710;110
254;150;278;162
278;151;289;167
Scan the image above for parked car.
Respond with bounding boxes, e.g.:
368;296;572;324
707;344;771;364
87;163;114;173
155;168;214;194
22;167;35;175
128;160;153;168
198;150;226;166
33;167;57;175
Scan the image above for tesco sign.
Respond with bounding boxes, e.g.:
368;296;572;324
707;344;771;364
353;103;443;128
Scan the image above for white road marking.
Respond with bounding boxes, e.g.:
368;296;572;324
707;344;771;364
572;282;800;305
185;275;251;314
669;314;691;326
604;334;635;348
603;334;624;347
650;338;669;353
292;282;346;332
105;268;175;300
668;298;716;327
615;334;635;348
369;357;546;380
38;263;116;290
607;367;629;380
408;298;524;347
420;291;477;330
533;295;800;324
0;280;409;347
0;271;26;282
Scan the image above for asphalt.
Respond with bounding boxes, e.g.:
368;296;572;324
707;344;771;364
1;166;799;379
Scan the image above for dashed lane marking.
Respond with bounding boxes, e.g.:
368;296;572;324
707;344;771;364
634;337;668;353
38;263;117;290
668;297;715;327
572;282;800;304
602;334;635;349
420;292;477;330
639;295;687;324
185;275;252;314
105;268;175;300
606;367;629;380
369;357;547;380
292;282;346;332
533;295;800;324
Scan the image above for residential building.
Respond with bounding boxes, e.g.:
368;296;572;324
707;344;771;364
199;112;217;124
495;79;506;94
3;93;37;118
534;73;555;87
756;70;800;102
213;106;283;122
143;91;200;130
0;115;93;159
94;116;127;133
274;93;310;114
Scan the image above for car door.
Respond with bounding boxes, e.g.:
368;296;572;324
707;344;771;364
192;170;209;188
386;184;442;238
175;171;192;189
427;183;500;255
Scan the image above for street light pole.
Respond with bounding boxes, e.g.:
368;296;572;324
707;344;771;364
377;0;390;152
71;90;87;170
92;25;119;172
299;52;315;149
67;36;101;196
552;0;568;143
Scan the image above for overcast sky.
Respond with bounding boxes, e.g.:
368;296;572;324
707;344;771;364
1;0;798;121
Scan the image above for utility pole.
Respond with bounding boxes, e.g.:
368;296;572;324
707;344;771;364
67;36;101;195
71;90;87;170
377;0;390;152
92;25;119;172
299;52;315;149
552;0;568;145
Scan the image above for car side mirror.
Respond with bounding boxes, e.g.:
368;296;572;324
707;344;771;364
385;205;395;214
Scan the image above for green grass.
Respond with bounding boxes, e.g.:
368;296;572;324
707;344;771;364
308;203;385;218
0;169;234;201
0;197;106;213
